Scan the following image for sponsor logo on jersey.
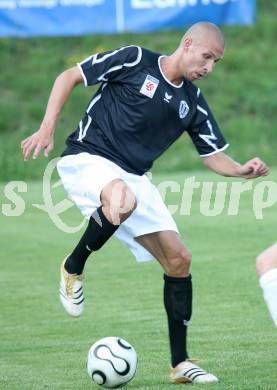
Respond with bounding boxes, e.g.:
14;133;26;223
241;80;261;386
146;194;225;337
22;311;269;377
179;100;189;118
164;92;172;103
140;74;159;98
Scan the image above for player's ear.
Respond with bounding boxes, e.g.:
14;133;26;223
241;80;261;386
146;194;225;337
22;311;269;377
182;37;192;51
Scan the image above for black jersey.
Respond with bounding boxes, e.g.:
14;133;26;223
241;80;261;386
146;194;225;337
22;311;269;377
62;46;228;175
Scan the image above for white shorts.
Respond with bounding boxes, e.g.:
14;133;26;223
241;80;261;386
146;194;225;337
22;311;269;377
56;153;178;262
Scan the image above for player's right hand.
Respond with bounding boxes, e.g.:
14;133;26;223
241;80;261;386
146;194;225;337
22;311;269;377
21;129;54;161
239;157;269;179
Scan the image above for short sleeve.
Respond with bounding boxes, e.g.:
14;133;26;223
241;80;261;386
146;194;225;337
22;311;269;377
77;45;142;87
187;89;229;157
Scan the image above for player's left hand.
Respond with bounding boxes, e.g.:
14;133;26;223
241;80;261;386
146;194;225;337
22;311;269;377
21;129;54;161
239;157;269;179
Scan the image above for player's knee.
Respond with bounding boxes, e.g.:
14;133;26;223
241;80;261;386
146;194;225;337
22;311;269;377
119;187;137;220
166;247;192;277
256;252;265;276
256;250;273;277
101;179;137;224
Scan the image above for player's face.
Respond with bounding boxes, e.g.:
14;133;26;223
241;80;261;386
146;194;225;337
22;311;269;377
181;35;224;81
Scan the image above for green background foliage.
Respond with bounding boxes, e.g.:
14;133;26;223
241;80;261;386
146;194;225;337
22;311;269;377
0;0;276;181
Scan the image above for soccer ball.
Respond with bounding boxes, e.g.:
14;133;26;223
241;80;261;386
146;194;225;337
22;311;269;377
87;337;137;388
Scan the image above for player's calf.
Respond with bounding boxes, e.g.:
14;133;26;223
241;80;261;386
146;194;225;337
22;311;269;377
64;206;120;275
164;274;192;368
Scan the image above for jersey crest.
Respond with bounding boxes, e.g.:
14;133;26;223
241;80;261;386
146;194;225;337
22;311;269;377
140;75;159;98
179;100;189;119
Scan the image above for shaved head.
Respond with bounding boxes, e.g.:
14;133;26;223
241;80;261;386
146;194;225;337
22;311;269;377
182;22;225;48
162;21;225;83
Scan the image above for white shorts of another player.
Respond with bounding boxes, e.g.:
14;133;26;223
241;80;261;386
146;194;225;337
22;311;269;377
57;153;178;262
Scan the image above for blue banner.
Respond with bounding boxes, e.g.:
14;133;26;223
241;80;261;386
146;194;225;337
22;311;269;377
0;0;256;37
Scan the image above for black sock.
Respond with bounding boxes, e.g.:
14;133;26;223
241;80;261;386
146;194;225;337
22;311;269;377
163;274;192;368
64;207;119;275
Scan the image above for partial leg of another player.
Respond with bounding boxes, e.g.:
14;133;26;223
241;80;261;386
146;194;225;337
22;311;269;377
256;242;277;327
60;179;137;317
136;231;219;384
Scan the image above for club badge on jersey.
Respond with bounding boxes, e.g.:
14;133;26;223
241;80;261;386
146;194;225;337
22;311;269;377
140;75;159;98
179;100;190;119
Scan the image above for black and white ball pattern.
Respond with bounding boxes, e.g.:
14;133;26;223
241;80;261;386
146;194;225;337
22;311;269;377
87;337;137;388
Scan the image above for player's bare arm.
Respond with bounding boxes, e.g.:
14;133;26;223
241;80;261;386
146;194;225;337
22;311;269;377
202;151;269;179
21;66;83;161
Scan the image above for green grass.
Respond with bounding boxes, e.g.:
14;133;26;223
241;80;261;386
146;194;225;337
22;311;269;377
1;0;277;180
1;169;277;389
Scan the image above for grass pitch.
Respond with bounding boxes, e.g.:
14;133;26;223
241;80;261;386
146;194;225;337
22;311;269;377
0;169;277;389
